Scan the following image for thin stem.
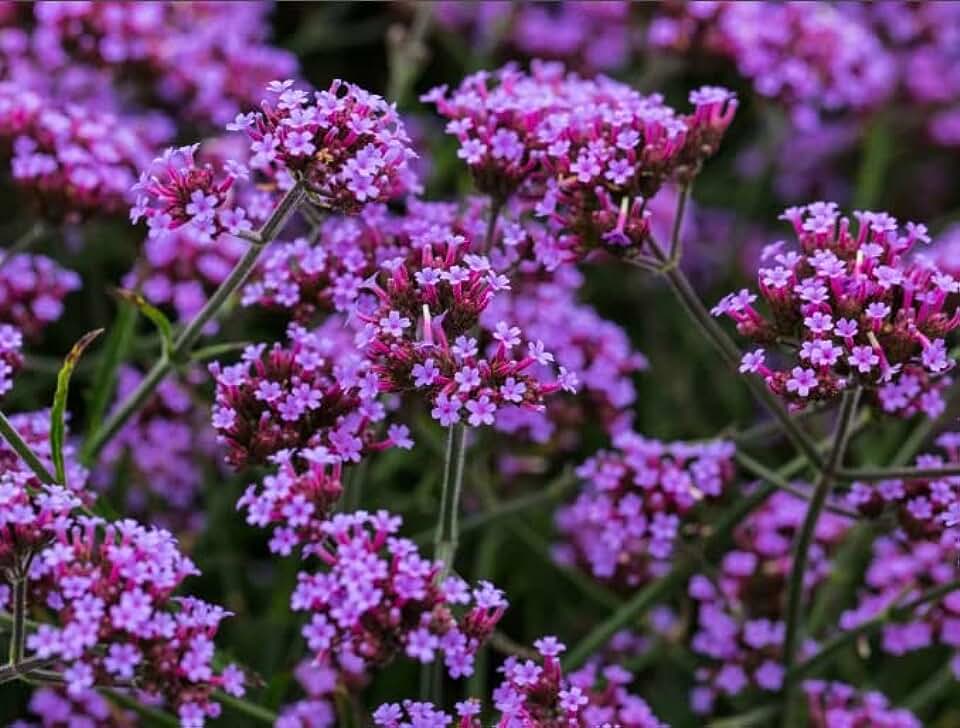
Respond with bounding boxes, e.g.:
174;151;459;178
668;182;691;261
106;690;180;727
904;663;953;712
735;452;858;519
481;196;503;253
0;411;56;484
791;577;960;682
652;260;824;469
413;469;576;545
343;459;369;512
82;183;306;463
0;656;58;685
707;705;778;728
8;572;26;665
433;422;468;575
215;689;279;724
837;463;960;481
781;388;861;726
0;222;46;270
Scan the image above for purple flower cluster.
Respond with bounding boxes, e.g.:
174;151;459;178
291;511;506;680
554;432;735;588
0;323;23;397
0;83;155;223
688;492;853;713
230;79;418;212
274;660;337;728
130;143;251;245
649;2;894;129
25;1;298;127
804;680;921;728
373;636;667;727
714;202;957;414
209;322;404;468
22;515;244;724
14;686;135;728
242;202;418;321
425;63;735;255
840;532;960;668
0;410;89;497
481;265;647;447
237;448;344;556
846;432;960;539
358;229;573;427
0;253;80;340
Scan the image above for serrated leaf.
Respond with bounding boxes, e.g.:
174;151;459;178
51;329;103;485
114;288;174;359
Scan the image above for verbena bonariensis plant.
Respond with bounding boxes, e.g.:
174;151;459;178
5;5;960;727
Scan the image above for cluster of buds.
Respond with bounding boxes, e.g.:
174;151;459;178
688;492;853;713
804;680;921;728
373;636;667;727
0;323;23;397
27;2;299;128
209;322;404;468
840;532;960;664
425;61;736;255
714;203;958;413
554;432;735;588
22;517;245;724
229;79;418;213
291;511;507;680
846;432;960;539
482;266;647;448
131;144;251;245
358;230;574;428
0;253;81;340
97;367;218;531
0;82;155;222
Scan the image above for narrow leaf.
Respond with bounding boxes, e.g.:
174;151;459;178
51;329;103;485
114;289;174;358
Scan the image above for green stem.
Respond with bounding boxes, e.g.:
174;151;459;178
853;117;893;210
904;663;954;712
655;262;824;469
0;222;46;269
8;572;26;665
434;423;468;575
707;704;778;728
791;578;960;683
82;183;306;464
0;411;56;484
413;469;576;545
782;389;861;725
668;182;691;261
215;689;279;724
837;463;960;481
106;689;180;727
735;452;857;518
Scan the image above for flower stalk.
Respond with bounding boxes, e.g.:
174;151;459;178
434;422;468;575
82;182;306;464
781;387;861;726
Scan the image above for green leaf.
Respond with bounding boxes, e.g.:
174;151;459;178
114;289;174;359
84;301;138;439
51;329;103;485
